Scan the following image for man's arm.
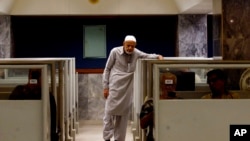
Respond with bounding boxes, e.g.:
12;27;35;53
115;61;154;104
135;48;163;60
102;48;116;99
157;55;164;60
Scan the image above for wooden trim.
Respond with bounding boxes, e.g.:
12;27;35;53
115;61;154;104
76;69;104;74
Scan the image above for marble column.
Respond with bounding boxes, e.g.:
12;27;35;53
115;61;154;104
178;14;207;57
0;15;11;58
222;0;250;90
222;0;250;60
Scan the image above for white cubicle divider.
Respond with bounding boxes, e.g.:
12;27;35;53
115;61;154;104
153;63;250;141
154;99;250;141
63;57;78;141
70;58;77;140
0;65;49;141
63;58;70;141
74;72;79;134
0;58;78;141
132;59;147;141
133;59;250;141
133;57;215;141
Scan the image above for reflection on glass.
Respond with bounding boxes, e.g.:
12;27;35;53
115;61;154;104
159;72;182;99
0;68;43;100
201;69;240;99
158;67;250;99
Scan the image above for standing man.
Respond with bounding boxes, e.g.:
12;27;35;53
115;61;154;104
102;35;163;141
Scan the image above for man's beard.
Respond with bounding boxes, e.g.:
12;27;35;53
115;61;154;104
125;50;133;55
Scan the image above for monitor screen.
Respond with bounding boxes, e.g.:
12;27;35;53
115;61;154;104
171;71;195;91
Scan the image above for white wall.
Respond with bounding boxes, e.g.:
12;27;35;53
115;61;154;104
11;0;69;15
10;0;180;15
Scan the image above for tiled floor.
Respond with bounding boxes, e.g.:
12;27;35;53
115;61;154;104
76;121;134;141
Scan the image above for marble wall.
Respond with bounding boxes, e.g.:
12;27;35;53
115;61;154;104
77;73;133;120
222;0;250;90
78;73;105;120
178;14;207;57
0;15;11;58
222;0;250;60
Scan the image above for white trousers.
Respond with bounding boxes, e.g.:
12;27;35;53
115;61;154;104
103;113;129;141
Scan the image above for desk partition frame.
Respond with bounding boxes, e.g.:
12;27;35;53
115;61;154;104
152;61;250;141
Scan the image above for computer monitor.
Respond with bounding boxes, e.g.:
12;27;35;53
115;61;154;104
171;71;195;91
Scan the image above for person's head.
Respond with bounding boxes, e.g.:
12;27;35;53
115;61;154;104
206;69;228;95
123;35;136;55
160;72;177;92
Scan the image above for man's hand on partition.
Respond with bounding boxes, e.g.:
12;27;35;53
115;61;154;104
158;55;164;60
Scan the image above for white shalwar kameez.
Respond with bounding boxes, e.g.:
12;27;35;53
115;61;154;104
102;46;160;141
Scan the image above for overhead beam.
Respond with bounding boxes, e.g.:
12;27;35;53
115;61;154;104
0;0;15;14
174;0;212;14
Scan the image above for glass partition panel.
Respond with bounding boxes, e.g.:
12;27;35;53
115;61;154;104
154;63;250;100
0;66;49;100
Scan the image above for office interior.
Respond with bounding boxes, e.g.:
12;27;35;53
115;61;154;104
1;0;250;141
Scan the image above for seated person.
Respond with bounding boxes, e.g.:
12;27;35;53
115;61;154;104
160;72;182;99
9;69;59;141
140;72;183;141
140;97;154;141
9;69;42;100
201;69;240;99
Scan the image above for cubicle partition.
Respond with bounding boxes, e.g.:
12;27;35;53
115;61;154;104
0;64;49;141
132;59;147;141
0;58;78;141
63;58;78;141
132;58;212;140
133;59;250;141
